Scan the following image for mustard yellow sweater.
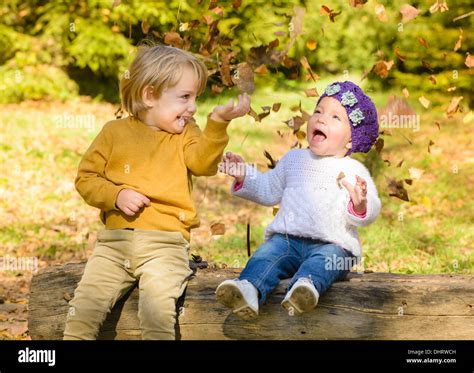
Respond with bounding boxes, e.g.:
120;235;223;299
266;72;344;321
75;115;230;241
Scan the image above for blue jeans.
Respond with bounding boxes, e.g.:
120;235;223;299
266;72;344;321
240;233;355;305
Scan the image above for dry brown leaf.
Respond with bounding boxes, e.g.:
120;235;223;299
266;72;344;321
232;63;255;94
254;64;269;75
272;103;282;112
465;53;474;68
418;37;429;49
320;5;341;22
336;172;346;189
400;4;420;23
141;21;150;34
210;222;225;236
372;60;394;78
375;3;388;22
454;29;463;51
419;96;431;109
304;88;319;97
349;0;368;8
446;96;463;117
394;47;407;62
428;75;437;85
429;0;448;13
409;167;424;180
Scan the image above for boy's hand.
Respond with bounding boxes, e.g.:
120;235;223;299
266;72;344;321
210;93;251;122
115;189;151;216
219;152;246;184
342;175;367;215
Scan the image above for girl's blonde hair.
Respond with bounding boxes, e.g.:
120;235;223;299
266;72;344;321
120;43;208;117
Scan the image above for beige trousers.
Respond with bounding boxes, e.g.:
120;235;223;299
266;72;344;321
63;229;192;340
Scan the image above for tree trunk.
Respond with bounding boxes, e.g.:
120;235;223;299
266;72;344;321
28;261;474;340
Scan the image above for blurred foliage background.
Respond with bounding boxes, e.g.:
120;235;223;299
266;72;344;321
0;0;472;104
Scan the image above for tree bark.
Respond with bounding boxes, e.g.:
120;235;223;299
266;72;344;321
28;261;474;340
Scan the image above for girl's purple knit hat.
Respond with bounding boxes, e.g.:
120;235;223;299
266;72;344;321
317;81;379;154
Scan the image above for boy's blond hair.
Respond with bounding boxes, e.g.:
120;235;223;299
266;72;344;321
120;43;208;117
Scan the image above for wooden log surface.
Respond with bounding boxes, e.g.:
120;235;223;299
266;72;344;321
28;261;474;340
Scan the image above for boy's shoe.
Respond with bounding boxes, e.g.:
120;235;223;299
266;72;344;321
215;279;259;320
281;277;319;315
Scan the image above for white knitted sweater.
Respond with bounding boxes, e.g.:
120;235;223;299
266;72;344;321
232;149;381;257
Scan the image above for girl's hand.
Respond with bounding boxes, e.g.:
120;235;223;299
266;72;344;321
219;152;246;184
210;93;250;122
115;189;151;216
342;175;367;215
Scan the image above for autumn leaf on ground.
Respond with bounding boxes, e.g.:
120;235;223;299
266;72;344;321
210;222;225;236
400;4;420;23
320;5;341;22
446;96;463;118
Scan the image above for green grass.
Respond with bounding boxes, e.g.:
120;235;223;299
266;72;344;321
0;86;472;274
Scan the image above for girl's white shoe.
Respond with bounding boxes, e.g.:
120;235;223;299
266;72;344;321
281;277;319;315
215;279;259;320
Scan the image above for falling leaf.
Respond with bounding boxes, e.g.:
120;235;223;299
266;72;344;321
272;103;281;112
300;56;319;82
397;159;404;167
400;4;420;23
263;150;278;169
304;88;319;97
210;222;225;236
428;75;437;85
404;179;413;185
349;0;368;8
306;39;317;50
295;130;306;140
254;64;269;75
418;37;429;48
336;171;346;189
428;140;435;153
272;207;280;216
429;0;448;13
371;60;394;78
465;53;474;68
232;63;255;94
454;29;463;51
409;167;424;180
446;96;463;118
375;138;384;154
320;5;341;22
387;177;409;201
394;47;407;62
164;31;183;48
402;88;410;97
375;4;388;22
418;96;431;109
284;116;305;131
141;21;150;34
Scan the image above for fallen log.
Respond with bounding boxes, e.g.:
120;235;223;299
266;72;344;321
28;261;474;340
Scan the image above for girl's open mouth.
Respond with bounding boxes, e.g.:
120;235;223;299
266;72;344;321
312;128;327;143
